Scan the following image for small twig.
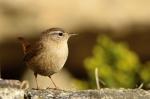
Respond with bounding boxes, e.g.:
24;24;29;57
95;67;100;89
138;83;144;89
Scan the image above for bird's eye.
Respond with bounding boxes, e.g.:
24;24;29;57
58;33;63;36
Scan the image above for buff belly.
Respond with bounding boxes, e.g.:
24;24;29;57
27;45;68;76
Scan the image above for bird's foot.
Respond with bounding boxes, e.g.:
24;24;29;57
32;87;40;90
46;86;59;90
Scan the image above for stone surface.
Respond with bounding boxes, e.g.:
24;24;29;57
0;80;150;99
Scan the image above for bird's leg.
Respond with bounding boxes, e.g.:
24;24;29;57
34;72;39;89
48;76;57;88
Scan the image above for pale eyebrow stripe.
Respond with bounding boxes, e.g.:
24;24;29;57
49;31;63;34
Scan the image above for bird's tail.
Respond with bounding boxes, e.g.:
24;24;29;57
18;37;30;54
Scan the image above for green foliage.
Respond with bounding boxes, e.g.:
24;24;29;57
140;62;150;86
83;35;141;88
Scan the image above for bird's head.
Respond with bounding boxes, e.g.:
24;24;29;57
42;28;76;43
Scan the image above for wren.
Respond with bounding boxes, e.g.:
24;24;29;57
18;28;76;88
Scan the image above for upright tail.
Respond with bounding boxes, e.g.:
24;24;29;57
18;37;30;54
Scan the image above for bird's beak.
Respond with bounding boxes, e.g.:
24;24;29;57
69;33;77;37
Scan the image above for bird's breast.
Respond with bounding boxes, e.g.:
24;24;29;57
39;42;68;72
27;41;69;76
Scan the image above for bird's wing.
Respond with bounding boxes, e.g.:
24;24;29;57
18;37;31;54
23;42;43;62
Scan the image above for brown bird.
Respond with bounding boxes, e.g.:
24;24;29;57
18;28;76;89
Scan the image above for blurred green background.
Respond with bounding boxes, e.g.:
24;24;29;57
0;1;150;89
77;36;150;89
